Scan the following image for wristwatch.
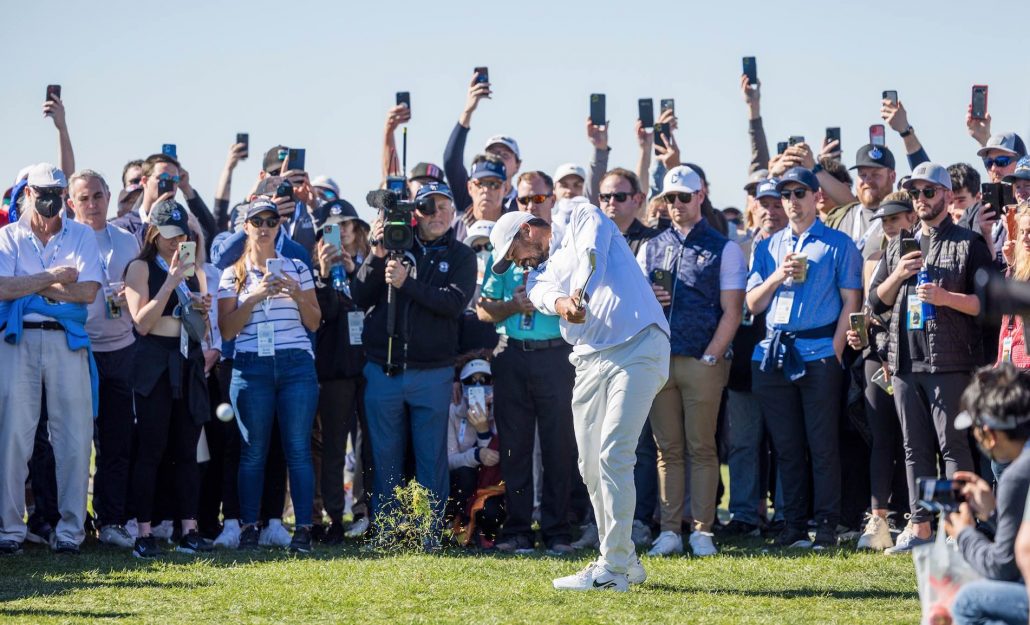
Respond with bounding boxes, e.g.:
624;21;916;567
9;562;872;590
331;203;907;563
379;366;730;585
811;163;824;175
701;354;718;367
899;126;914;138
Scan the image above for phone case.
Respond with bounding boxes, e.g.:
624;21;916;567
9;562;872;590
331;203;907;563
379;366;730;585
590;94;605;126
178;243;196;278
638;99;654;128
323;224;342;250
266;258;284;278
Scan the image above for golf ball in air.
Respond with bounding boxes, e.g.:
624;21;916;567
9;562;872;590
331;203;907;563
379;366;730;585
216;403;234;422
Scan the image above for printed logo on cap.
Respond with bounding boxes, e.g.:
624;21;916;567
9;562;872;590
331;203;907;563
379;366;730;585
670;170;686;184
330;205;342;215
868;147;883;160
171;208;182;221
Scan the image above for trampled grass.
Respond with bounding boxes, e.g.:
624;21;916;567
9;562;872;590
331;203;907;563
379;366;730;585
0;538;921;625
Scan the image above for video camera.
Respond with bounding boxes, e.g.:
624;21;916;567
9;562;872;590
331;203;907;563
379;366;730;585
976;268;1030;319
365;185;440;253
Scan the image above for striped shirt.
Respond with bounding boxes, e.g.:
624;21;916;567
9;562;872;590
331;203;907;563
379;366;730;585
218;255;315;356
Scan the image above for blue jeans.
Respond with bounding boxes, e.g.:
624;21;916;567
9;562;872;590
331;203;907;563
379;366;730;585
231;350;318;526
952;579;1029;625
727;389;785;524
363;363;452;527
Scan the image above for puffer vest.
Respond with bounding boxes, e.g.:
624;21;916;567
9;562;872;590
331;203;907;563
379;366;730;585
645;220;728;358
884;219;983;373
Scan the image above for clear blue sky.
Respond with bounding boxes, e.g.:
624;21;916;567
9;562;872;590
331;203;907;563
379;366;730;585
4;0;1029;221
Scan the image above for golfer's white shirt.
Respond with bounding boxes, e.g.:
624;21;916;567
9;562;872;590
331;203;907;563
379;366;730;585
527;200;669;356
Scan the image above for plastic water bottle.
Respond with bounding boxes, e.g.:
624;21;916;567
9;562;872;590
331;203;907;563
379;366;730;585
331;265;347;293
917;267;936;321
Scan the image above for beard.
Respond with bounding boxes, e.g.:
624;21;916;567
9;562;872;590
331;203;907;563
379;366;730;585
916;196;947;223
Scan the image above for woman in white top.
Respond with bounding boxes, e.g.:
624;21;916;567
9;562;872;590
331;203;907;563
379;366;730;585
218;199;321;553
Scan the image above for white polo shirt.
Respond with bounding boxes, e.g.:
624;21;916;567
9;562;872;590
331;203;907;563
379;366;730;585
527;200;669;355
0;216;105;322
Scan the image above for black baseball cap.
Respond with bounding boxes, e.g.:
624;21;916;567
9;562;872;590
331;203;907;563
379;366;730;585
149;199;190;238
871;200;914;220
409;162;446;184
262;145;289;174
849;144;896;171
315;199;369;231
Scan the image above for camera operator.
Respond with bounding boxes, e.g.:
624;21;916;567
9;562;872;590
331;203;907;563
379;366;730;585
943;365;1030;625
351;182;477;538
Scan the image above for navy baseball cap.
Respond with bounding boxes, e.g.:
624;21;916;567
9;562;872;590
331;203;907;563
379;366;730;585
244;198;279;219
871;200;914;220
409;162;446;184
1003;156;1030;183
415;181;454;203
850;144;896;171
470;159;506;181
775;167;820;192
754;178;780;199
150;199;190;238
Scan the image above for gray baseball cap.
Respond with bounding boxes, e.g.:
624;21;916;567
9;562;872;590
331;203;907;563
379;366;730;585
902;162;952;191
976;132;1027;158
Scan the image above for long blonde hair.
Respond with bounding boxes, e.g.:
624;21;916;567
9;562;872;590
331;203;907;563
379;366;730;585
232;229;255;295
1013;201;1030;282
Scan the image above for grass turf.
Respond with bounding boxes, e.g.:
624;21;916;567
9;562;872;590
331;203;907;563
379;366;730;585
0;537;921;625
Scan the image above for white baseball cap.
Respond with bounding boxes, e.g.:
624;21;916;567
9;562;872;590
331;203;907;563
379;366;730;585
553;163;586;183
463;219;496;246
489;211;536;274
460;358;492;381
484;135;521;160
661;165;702;196
311;175;340;195
26;163;67;189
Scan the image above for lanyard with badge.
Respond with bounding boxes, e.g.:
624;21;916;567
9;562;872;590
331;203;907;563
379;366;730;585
772;232;803;326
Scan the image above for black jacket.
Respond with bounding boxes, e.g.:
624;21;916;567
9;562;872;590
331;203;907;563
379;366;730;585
314;277;366;381
351;229;477;370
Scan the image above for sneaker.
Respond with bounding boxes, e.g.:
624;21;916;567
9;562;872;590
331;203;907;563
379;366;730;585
151;520;175;542
178;530;214;554
99;525;135;549
627;553;647;585
631;520;652;547
289;526;313;554
125;519;139;539
812;522;837;551
553;560;628;592
688;531;718;557
856;514;893;551
495;534;535;554
647;531;684;557
571;523;600;550
259;520;292;547
322;521;345;545
774;526;813;549
884;524;934;555
238;525;260;551
719;519;761;537
344;516;369;539
214;520;241;549
761;518;786;538
53;540;80;555
133;535;165;559
25;519;53;545
0;539;22;555
546;541;575;556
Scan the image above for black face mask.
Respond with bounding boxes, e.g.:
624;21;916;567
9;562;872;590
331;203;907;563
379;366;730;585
34;190;64;218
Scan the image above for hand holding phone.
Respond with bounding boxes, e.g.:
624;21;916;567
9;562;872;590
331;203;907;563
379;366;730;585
396;91;411;113
236;133;249;159
971;85;988;120
473;67;489;84
882;90;898;107
590;94;606;127
178;242;197;278
46;84;61;103
157;176;176;196
285;148;306;173
742;57;758;88
266;258;284;280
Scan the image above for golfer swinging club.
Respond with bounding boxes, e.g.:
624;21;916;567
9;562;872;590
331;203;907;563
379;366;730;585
490;198;670;591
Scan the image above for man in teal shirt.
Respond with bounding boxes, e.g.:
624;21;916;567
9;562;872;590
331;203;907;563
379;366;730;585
477;171;576;555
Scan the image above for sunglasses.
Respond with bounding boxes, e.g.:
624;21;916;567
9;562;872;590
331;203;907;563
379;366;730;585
127;177;142;186
517;193;551;206
599;192;632;203
779;189;808;200
908;187;938;199
662;192;694;204
983;155;1014;169
472;242;493;253
248;216;282;228
158;174;182;183
473;178;503;191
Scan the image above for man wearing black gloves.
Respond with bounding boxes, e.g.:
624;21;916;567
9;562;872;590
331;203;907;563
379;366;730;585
351;182;477;538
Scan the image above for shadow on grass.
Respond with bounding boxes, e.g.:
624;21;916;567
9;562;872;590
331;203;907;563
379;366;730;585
0;607;138;619
646;583;918;601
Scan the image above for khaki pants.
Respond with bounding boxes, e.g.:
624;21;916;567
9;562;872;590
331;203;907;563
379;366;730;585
571;325;669;574
0;329;93;545
649;355;730;533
